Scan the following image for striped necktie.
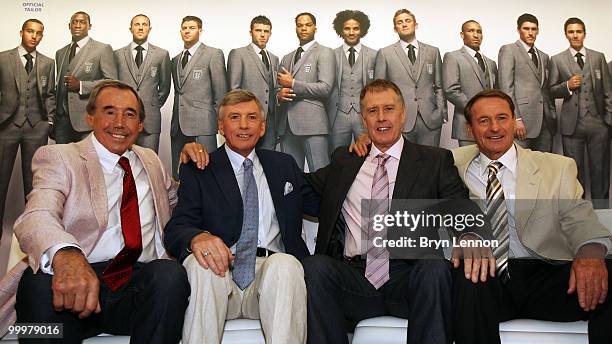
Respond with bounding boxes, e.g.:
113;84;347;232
486;161;510;282
233;158;259;290
366;153;391;289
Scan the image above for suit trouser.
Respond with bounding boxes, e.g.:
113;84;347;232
280;127;329;172
302;254;452;344
136;131;160;153
457;139;475;147
257;108;278;151
516;119;553;152
171;126;218;180
329;108;365;152
404;113;441;147
182;253;307;344
0;119;48;239
15;259;190;344
453;259;612;344
53;112;89;144
561;113;610;208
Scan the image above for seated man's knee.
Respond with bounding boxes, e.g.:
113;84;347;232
16;268;57;321
264;253;304;279
301;254;336;277
415;260;451;283
142;259;190;297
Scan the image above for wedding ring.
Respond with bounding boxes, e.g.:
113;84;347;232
198;149;203;153
203;251;210;257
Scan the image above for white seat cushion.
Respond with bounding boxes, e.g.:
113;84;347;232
221;319;264;344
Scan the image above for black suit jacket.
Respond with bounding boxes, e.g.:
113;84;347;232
305;139;479;259
164;146;319;262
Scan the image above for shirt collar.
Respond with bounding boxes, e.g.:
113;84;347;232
518;39;536;52
224;144;256;173
250;42;266;54
369;135;404;162
477;144;517;178
18;45;36;59
400;38;418;51
301;40;316;52
343;42;362;54
131;41;149;51
569;46;587;57
73;36;90;48
91;133;134;174
185;41;201;56
463;45;480;56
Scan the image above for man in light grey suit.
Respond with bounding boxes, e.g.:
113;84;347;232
227;15;279;151
375;9;447;147
54;11;117;144
115;14;171;153
549;17;612;208
171;15;227;179
277;12;335;171
327;10;376;151
498;13;556;152
0;19;55;240
443;20;497;146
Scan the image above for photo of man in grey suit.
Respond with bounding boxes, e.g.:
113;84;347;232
498;13;556;152
114;14;171;153
443;20;497;147
54;11;117;144
277;12;335;171
374;9;447;147
549;17;612;209
171;15;228;179
227;15;279;151
327;10;376;151
0;19;55;240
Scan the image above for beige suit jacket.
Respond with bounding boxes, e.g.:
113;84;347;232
0;135;177;335
452;144;610;261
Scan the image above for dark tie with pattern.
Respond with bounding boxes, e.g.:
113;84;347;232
348;47;356;67
24;54;33;74
101;157;143;292
528;47;538;68
407;44;416;64
475;52;486;73
486;161;510;283
233;158;259;290
366;153;391;289
293;46;304;65
260;50;270;70
68;42;78;63
135;45;144;68
181;50;191;69
576;52;585;69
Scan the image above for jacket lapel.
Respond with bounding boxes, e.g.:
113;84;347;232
392;41;414;81
10;49;23;94
246;45;269;83
71;39;92;74
413;42;426;82
392;139;421;199
514;146;540;235
137;44;154;87
586;48;598;95
180;44;204;87
78;136;108;235
514;40;540;83
210;146;243;214
257;150;286;232
123;45;138;84
460;47;485;88
335;47;343;91
292;42;317;75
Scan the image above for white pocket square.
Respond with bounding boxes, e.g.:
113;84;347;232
284;182;294;195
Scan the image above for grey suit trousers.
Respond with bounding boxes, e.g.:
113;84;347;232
404;114;441;147
281;128;329;172
330;108;365;151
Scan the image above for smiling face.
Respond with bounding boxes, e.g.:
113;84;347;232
394;12;417;41
517;21;538;46
565;23;586;51
468;97;515;160
341;19;361;46
361;89;405;152
461;21;482;51
20;21;44;52
86;87;143;155
69;13;91;41
295;14;316;46
130;15;151;45
250;23;271;49
218;100;265;157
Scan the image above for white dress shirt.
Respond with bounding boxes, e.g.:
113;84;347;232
250;43;271;67
225;145;284;253
569;46;588;64
400;38;419;60
343;42;362;62
17;45;37;68
463;45;487;68
130;41;149;63
181;41;201;68
40;135;163;273
342;136;404;257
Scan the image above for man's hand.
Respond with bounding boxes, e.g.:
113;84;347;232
277;67;294;88
567;74;583;91
51;248;101;319
514;119;527;141
568;243;608;311
348;133;371;157
190;231;234;277
180;142;209;170
64;75;80;92
451;234;496;283
277;87;295;102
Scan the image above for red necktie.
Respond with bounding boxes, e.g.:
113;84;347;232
102;157;143;292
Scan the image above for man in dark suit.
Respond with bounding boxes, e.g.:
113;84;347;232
549;17;612;209
171;15;227;179
302;79;474;344
227;15;279;151
164;90;319;344
375;9;447;147
54;11;117;143
115;14;171;152
0;19;55;240
327;10;376;152
443;20;497;146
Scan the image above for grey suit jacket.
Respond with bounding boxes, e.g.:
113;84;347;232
0;47;55;125
171;43;227;137
549;48;612;136
227;45;279;121
375;40;447;132
114;43;172;134
278;41;335;136
498;40;557;138
326;44;377;128
55;38;117;132
443;47;497;140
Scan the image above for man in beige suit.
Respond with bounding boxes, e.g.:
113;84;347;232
0;80;189;343
451;89;612;344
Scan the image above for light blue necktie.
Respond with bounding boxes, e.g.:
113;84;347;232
233;158;259;289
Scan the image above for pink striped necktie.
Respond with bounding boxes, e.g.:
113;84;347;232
366;153;391;289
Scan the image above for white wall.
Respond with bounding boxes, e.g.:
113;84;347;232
2;0;612;274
